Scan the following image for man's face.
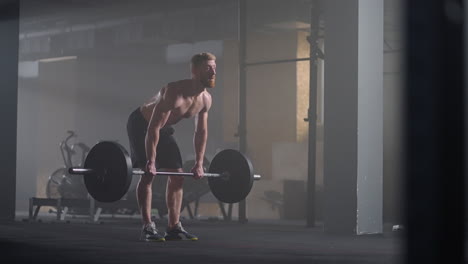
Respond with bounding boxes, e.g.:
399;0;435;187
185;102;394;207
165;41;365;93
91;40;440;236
196;60;216;88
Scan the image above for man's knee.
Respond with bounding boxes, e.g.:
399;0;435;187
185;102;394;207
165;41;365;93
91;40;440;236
139;174;155;186
168;176;184;187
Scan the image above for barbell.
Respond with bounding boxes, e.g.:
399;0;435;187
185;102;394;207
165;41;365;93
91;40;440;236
68;141;261;203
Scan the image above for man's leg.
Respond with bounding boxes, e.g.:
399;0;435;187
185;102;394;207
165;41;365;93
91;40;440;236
163;168;184;229
136;172;165;242
163;169;198;241
127;108;153;226
136;173;155;225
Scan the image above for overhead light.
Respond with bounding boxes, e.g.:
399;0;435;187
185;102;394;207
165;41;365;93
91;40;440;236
38;56;77;63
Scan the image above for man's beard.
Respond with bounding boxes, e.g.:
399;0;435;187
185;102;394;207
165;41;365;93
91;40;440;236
201;77;216;88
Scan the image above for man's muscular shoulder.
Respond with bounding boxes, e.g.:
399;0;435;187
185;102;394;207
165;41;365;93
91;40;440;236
162;80;189;100
167;79;191;91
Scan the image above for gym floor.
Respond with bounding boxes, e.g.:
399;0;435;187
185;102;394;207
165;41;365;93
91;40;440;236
1;215;401;264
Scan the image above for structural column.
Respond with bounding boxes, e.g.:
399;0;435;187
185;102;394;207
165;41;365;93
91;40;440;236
323;0;383;234
238;0;248;223
0;0;20;221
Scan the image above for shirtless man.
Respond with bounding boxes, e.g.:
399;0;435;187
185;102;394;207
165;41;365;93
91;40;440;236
126;53;216;241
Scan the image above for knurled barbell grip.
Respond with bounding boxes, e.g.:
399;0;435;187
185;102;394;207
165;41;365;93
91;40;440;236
134;170;223;177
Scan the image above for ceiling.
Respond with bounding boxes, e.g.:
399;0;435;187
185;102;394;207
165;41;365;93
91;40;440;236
18;0;402;61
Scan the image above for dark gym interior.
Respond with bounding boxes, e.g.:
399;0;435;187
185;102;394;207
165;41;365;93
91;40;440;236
0;0;465;263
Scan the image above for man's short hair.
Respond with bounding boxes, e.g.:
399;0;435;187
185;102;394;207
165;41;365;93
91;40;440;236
191;52;216;68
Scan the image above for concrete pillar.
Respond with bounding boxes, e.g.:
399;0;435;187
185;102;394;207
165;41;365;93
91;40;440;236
323;0;383;234
0;0;19;221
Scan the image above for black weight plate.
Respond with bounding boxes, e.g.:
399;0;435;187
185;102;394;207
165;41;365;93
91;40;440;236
83;141;133;202
208;149;254;203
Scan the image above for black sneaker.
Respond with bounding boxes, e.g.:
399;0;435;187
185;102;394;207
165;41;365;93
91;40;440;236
164;222;198;241
140;222;165;242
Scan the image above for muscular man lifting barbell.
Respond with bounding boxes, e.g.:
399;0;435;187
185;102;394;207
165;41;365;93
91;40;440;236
69;53;259;241
126;53;216;242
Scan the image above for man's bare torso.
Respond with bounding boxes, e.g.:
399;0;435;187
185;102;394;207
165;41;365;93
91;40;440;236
140;79;210;125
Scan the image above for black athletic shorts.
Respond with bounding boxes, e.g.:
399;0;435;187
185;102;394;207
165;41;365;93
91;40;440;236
126;108;183;170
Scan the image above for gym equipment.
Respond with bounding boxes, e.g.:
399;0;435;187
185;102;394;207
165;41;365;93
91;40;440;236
68;141;261;203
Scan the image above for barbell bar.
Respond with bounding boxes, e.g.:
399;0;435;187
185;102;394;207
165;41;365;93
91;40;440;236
69;167;261;180
67;141;261;203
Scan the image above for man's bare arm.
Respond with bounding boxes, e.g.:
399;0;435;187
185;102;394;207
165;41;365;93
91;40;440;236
193;93;212;176
194;110;209;166
145;86;179;167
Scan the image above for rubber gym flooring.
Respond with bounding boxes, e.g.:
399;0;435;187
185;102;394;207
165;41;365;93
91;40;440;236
0;215;401;264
